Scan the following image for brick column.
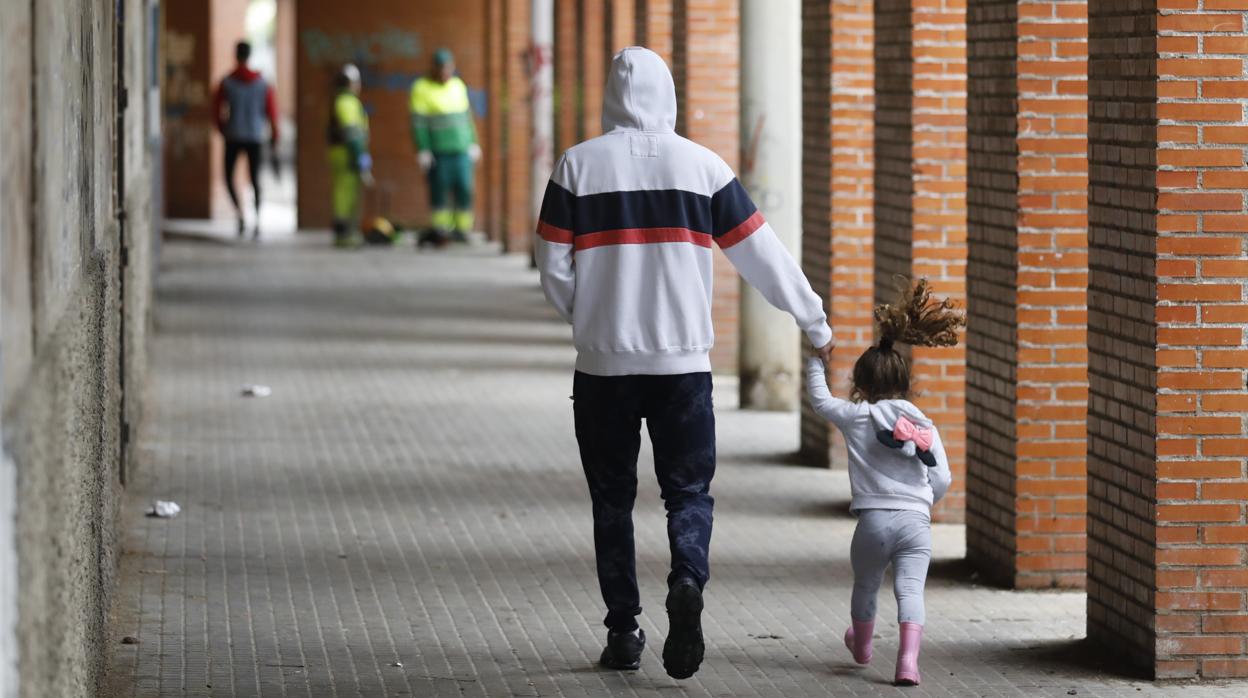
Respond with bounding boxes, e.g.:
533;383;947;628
673;0;740;372
874;0;968;520
800;0;875;466
503;0;533;253
1089;1;1248;679
486;0;507;240
635;0;674;63
581;0;607;139
608;0;635;52
555;0;580;151
965;0;1089;589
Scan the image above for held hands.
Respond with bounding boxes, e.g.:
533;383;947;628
417;150;434;172
815;339;835;367
467;143;482;163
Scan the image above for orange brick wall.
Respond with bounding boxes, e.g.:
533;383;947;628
486;0;506;240
800;0;875;467
295;0;488;230
555;0;580;153
503;0;533;252
966;0;1089;590
673;0;740;373
581;0;608;140
874;0;968;521
635;0;674;63
1151;0;1248;680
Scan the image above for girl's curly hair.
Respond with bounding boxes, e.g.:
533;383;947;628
850;277;966;403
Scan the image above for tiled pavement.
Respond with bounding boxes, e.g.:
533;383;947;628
104;236;1246;697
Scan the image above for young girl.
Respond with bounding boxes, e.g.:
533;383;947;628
805;279;963;687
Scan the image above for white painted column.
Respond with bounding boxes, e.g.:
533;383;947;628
530;0;555;224
738;0;803;411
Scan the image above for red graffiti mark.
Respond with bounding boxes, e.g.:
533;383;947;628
744;114;765;176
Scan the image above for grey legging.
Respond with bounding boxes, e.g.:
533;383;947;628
850;509;932;625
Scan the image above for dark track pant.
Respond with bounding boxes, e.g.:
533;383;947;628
572;371;716;632
224;140;262;216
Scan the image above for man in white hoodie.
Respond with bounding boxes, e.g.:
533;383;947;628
535;47;832;679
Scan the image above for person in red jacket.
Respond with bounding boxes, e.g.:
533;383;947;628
212;41;279;238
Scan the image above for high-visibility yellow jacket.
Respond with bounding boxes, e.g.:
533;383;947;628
328;91;369;167
409;76;477;154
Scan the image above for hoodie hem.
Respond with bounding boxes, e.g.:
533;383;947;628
575;349;712;376
850;496;933;517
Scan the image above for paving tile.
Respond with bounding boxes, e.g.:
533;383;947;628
103;237;1247;697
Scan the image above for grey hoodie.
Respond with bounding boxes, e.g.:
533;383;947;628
806;358;953;515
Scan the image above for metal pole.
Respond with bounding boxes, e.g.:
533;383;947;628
530;0;555;225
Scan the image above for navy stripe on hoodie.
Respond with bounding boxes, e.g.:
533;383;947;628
537;177;761;249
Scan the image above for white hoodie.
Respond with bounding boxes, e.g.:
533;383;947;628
806;358;953;515
534;47;832;376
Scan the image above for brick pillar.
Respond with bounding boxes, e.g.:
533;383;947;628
965;0;1089;589
635;0;674;63
1088;1;1248;680
581;0;607;139
800;1;875;466
874;0;968;520
608;0;635;52
673;0;740;373
503;0;533;253
555;0;579;151
486;0;506;240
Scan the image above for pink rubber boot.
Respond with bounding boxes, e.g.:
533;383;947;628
843;619;874;664
894;622;923;686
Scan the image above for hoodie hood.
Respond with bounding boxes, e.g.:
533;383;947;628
602;47;677;133
229;65;262;83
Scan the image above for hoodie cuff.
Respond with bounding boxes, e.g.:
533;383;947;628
805;322;833;349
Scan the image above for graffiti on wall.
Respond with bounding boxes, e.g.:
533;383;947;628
163;29;210;157
163;29;206;116
302;28;422;66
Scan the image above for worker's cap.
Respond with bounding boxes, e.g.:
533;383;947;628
341;63;361;83
433;48;454;67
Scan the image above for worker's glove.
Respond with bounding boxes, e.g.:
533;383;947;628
356;153;373;173
467;143;482;163
418;150;435;172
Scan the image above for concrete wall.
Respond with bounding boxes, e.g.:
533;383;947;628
0;0;156;694
295;0;489;229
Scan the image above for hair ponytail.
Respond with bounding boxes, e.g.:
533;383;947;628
875;277;965;349
851;277;965;403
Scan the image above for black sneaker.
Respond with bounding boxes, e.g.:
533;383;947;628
599;628;645;670
663;580;705;679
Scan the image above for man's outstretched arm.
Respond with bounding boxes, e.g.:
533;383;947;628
712;177;833;356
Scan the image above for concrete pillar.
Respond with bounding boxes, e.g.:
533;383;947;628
1088;1;1248;680
798;0;874;464
672;0;740;372
873;0;968;521
531;0;555;225
964;0;1088;590
737;0;802;410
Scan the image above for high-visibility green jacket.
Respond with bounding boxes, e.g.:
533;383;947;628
409;76;478;154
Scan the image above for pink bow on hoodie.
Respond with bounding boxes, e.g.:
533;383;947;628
893;415;934;452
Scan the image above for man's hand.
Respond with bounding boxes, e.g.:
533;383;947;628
816;340;835;366
467;143;482;163
417;150;434;172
